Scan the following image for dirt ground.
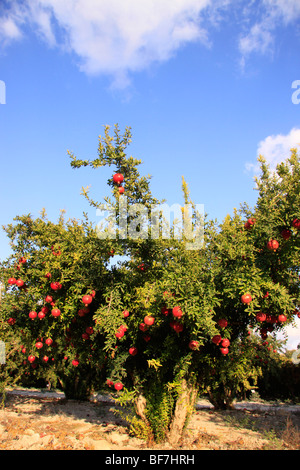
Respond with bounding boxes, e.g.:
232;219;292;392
0;388;299;450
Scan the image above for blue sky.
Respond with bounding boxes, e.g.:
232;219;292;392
0;1;300;346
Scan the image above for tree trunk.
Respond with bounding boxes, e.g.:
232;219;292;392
167;379;198;447
60;373;92;401
134;392;147;422
207;387;234;410
134;391;155;444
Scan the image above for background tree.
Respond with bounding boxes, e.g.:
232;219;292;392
0;211;112;399
200;150;300;408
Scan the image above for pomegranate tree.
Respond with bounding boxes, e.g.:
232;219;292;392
1;126;299;443
0;212;110;399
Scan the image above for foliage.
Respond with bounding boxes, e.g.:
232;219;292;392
0;322;23;405
0;211;111;398
256;349;300;401
0;125;300;441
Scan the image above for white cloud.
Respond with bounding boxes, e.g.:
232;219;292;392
239;23;273;57
263;0;300;23
0;14;23;45
0;0;212;87
238;0;300;67
246;128;300;174
1;0;300;86
27;2;57;47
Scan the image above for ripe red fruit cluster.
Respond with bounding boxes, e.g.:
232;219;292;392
256;312;282;324
139;322;148;332
137;263;147;271
161;306;171;316
114;382;123;391
129;346;138;356
50;281;62;291
172;306;183;318
221;338;230;348
78;307;89;317
212;335;222;345
217;319;228;328
278;314;287;323
7;258;27;287
82;294;93;306
106;379;123;391
113;173;124;185
241;293;252;304
244;218;256;229
51;308;61;317
144;315;155;326
86;326;94;335
113;173;125;194
212;335;230;355
115;324;128;339
170;320;183;333
188;340;199;350
267;239;279;251
243;217;300;251
256;312;266;322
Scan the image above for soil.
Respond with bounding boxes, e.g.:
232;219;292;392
0;388;299;450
